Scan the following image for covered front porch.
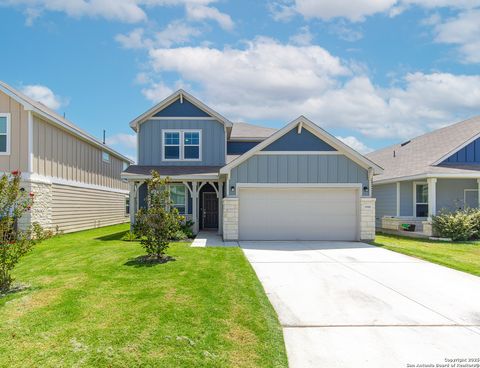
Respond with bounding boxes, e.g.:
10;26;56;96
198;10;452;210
379;176;480;236
122;166;226;235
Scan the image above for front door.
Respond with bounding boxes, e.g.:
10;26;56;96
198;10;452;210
202;192;218;229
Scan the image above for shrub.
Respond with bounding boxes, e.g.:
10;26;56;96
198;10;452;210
432;210;477;241
133;171;183;260
121;231;138;242
0;172;36;293
180;220;195;239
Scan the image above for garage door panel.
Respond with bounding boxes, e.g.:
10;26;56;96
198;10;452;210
239;187;359;241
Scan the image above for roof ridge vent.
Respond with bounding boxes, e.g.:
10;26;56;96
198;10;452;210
400;140;411;147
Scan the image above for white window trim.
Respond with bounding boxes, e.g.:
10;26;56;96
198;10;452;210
413;181;428;217
464;189;478;208
0;113;11;156
162;129;202;162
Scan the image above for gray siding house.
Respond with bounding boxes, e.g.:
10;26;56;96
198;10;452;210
367;116;480;235
123;90;382;241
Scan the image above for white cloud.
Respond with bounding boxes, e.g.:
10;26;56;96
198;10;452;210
185;3;234;30
115;21;201;50
21;84;65;110
289;26;313;46
337;136;373;154
106;133;137;149
2;0;234;27
328;21;363;42
431;9;480;63
269;0;480;22
142;38;480;140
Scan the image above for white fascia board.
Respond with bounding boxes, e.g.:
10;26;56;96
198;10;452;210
220;116;383;175
373;172;480;185
121;173;220;181
129;89;233;131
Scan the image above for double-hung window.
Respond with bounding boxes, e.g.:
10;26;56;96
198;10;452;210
415;183;428;217
0;113;10;155
163;130;201;161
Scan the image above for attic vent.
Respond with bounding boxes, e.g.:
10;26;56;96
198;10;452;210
400;140;411;147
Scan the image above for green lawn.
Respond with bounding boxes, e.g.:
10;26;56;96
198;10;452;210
372;233;480;276
0;224;287;368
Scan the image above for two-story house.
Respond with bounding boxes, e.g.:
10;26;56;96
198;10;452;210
0;80;132;233
122;90;382;241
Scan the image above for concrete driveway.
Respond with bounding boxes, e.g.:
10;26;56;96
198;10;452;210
240;241;480;368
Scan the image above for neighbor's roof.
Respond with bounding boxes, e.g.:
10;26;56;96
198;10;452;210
367;116;480;183
0;80;133;164
230;122;277;141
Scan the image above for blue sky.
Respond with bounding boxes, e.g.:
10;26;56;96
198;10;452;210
1;0;480;161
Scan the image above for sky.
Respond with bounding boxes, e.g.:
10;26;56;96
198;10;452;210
1;0;480;161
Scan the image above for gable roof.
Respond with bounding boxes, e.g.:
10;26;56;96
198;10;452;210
0;80;133;164
221;116;383;175
367;116;480;183
129;89;233;131
229;122;277;141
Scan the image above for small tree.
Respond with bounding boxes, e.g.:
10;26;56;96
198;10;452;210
0;171;35;293
133;171;182;260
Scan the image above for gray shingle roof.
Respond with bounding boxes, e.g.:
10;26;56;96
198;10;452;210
367;116;480;182
230;122;277;140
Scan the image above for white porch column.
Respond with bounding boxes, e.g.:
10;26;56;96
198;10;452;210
192;182;199;234
477;179;480;208
129;181;136;227
396;182;400;217
217;182;223;235
427;178;437;219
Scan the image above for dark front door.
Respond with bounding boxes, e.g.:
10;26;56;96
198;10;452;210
202;192;218;229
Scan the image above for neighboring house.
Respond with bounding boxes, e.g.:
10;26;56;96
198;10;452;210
0;81;133;233
122;90;382;241
367;116;480;235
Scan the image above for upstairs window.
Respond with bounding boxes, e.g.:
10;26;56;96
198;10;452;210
163;130;201;161
102;151;110;163
0;113;10;155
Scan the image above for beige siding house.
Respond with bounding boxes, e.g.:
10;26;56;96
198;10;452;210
0;80;132;233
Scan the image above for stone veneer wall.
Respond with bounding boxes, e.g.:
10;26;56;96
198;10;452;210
222;197;239;241
381;217;425;232
18;179;53;231
360;197;376;241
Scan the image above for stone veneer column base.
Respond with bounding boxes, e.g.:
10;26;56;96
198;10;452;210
17;179;53;232
222;197;239;241
360;197;376;241
422;221;434;237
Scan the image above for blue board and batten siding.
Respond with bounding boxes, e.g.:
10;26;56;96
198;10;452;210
442;137;480;164
154;99;210;118
138;119;226;166
227;141;259;155
262;129;336;151
229;154;368;196
372;183;397;227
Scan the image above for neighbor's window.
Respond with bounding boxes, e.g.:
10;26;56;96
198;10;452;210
102;151;110;163
164;131;181;160
0;113;10;154
415;183;428;217
163;130;201;161
125;197;130;215
170;184;186;214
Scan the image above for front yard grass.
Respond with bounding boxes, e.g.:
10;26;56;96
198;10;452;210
372;233;480;277
0;224;287;368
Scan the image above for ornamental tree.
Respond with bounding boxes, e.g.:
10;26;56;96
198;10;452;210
133;171;183;260
0;171;36;293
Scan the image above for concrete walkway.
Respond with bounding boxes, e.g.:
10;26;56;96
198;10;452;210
191;231;238;247
240;241;480;368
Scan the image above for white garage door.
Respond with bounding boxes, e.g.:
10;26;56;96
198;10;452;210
239;187;359;241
